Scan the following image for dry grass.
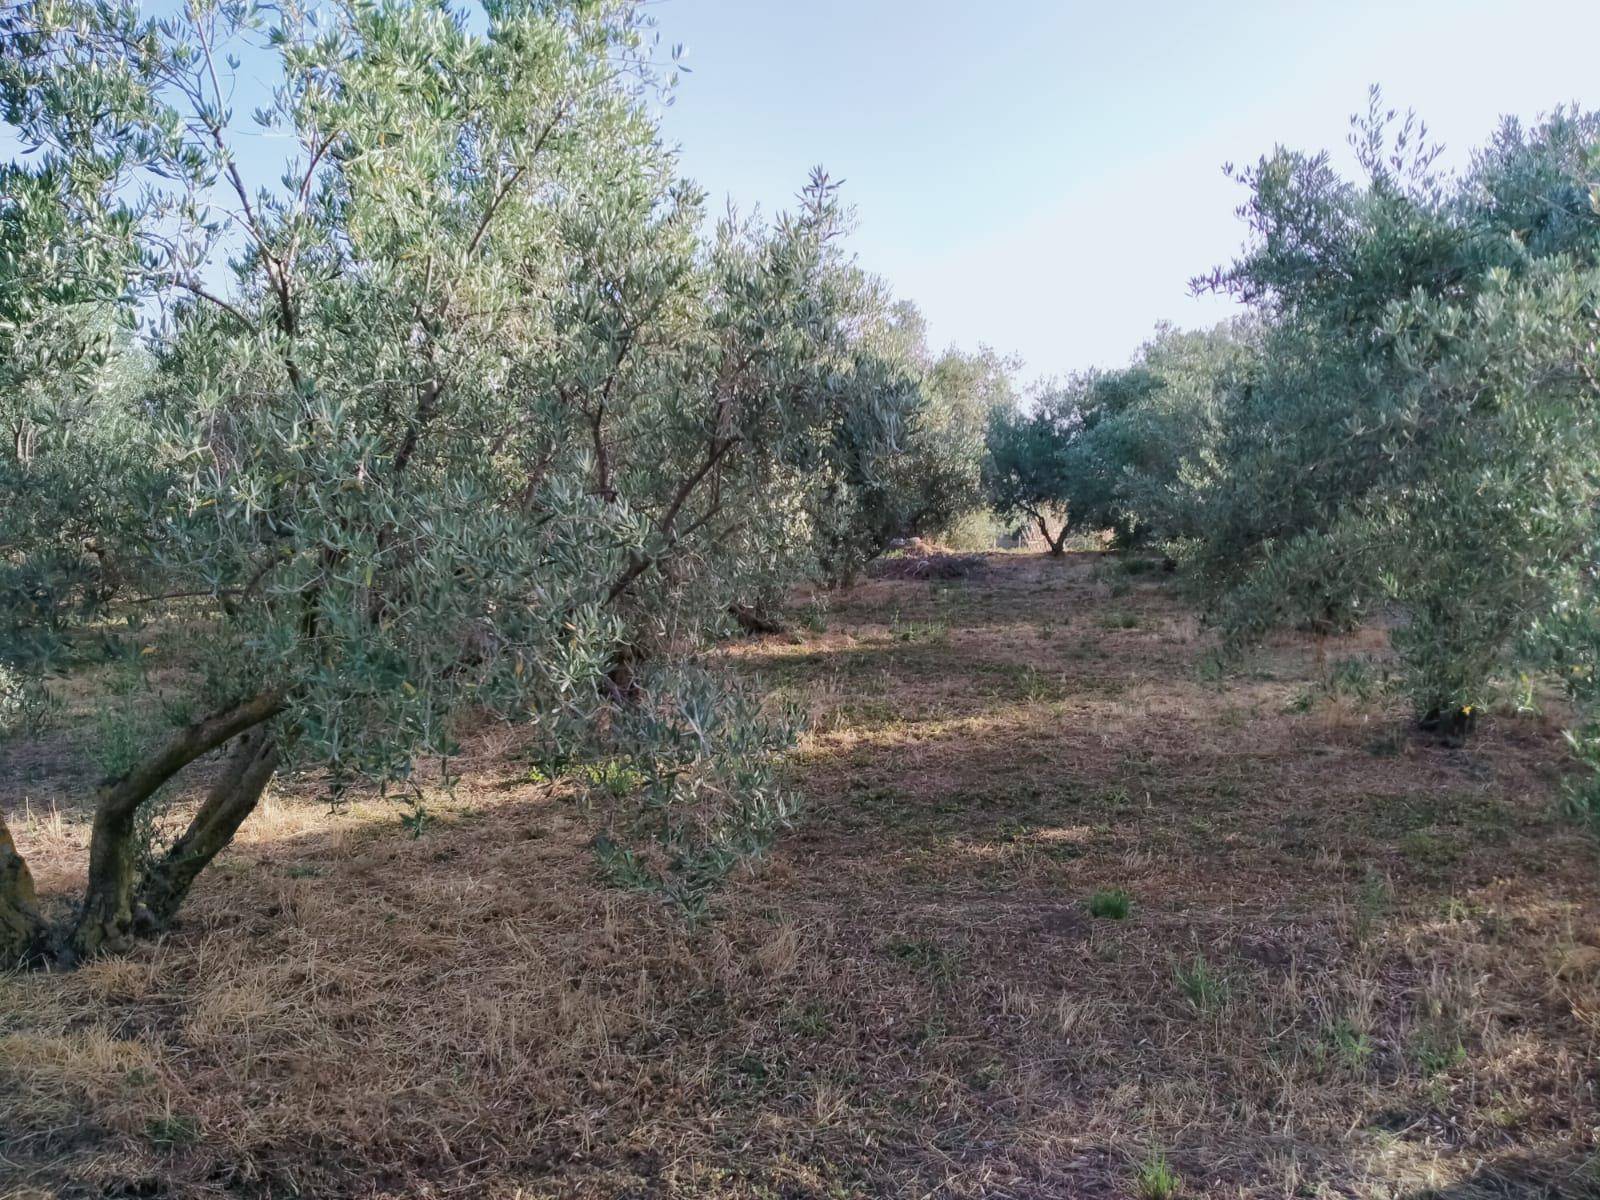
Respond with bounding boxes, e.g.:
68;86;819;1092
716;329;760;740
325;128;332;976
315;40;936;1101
4;551;1600;1199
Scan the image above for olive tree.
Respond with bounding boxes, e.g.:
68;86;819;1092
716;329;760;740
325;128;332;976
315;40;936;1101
1191;93;1600;738
980;339;1209;556
905;344;1016;535
0;0;919;966
982;389;1079;554
807;301;1011;581
1031;92;1600;755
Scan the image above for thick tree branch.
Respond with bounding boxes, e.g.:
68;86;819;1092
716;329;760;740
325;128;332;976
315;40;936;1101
69;689;287;959
605;437;739;606
135;729;281;930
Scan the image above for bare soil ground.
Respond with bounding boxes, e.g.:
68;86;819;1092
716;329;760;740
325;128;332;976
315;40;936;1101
3;551;1598;1199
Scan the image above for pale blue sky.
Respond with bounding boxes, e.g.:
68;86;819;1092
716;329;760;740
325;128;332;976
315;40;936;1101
650;0;1600;380
11;1;1600;380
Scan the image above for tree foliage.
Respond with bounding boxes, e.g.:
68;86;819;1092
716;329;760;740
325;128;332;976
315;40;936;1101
982;386;1077;554
802;301;1010;580
1196;95;1600;739
0;0;974;966
982;325;1244;554
1011;89;1600;775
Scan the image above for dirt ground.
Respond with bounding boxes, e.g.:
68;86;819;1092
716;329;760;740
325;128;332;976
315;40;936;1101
3;551;1598;1199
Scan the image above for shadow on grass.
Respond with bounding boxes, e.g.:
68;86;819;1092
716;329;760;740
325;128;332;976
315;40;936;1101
1399;1148;1600;1199
5;552;1600;1200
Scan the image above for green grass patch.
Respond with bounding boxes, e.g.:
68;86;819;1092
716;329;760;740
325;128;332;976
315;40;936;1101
1173;952;1229;1013
1135;1150;1184;1200
885;936;963;982
1088;887;1131;919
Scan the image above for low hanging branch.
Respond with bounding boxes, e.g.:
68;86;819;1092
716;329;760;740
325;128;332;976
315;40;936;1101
604;435;739;607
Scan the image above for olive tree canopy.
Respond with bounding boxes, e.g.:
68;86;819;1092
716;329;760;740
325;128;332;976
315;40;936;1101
0;0;947;965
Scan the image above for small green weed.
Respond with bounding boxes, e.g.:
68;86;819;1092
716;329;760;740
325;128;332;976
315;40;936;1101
1399;828;1462;868
0;669;59;739
1135;1150;1183;1200
581;759;645;798
1194;649;1232;685
1412;1028;1467;1075
799;599;829;634
1325;656;1381;701
1352;870;1391;942
1088;887;1131;919
888;611;949;644
146;1113;201;1150
781;1002;834;1037
1173;952;1229;1013
399;804;431;839
886;936;962;982
1015;664;1058;703
1322;1019;1374;1071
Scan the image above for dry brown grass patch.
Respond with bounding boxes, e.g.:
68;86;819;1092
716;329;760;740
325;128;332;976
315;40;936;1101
3;551;1599;1198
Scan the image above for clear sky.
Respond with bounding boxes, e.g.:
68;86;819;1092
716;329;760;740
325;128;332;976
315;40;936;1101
10;1;1600;380
649;0;1600;381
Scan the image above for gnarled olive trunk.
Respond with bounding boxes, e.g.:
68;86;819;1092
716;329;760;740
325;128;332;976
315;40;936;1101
0;691;288;970
0;814;49;967
69;690;286;960
135;729;280;930
1037;514;1071;556
0;693;286;970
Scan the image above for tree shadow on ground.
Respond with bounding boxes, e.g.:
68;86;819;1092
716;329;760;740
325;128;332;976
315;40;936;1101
5;553;1600;1200
1398;1148;1600;1199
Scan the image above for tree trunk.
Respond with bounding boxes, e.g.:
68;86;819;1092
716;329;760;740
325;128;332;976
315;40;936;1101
69;690;285;961
730;603;788;635
0;813;48;967
1033;512;1070;557
135;730;280;931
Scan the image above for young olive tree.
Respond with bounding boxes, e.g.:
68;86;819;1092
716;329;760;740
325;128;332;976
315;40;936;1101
982;390;1079;555
0;0;918;966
